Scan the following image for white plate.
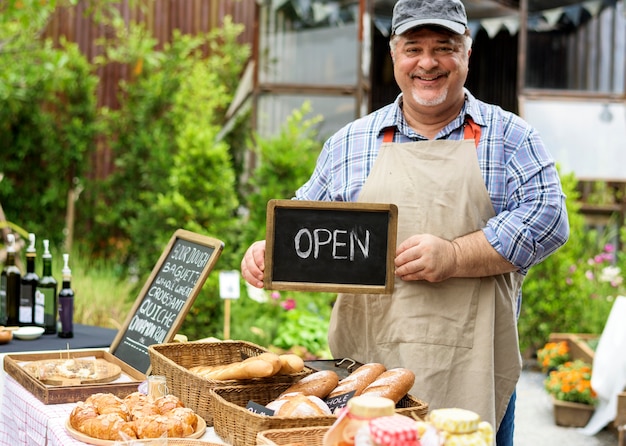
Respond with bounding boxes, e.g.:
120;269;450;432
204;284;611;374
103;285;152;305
13;326;45;340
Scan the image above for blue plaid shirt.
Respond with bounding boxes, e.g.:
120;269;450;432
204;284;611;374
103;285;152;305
295;90;569;275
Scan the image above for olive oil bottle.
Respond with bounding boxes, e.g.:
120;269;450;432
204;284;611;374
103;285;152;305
35;240;58;334
58;253;74;338
1;233;21;326
19;233;39;325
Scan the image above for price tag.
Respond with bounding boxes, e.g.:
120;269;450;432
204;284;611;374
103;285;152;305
246;400;274;416
325;390;355;412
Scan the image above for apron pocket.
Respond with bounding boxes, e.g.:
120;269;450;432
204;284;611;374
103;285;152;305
375;278;480;349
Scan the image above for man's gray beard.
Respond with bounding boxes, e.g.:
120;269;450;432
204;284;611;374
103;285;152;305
412;87;448;107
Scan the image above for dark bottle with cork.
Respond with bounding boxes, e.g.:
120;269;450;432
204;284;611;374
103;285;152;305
1;233;22;326
57;253;74;338
19;233;39;325
35;240;58;334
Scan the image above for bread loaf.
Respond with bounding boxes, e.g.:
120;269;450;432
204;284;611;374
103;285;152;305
266;392;332;417
278;370;340;399
327;363;386;398
360;367;415;403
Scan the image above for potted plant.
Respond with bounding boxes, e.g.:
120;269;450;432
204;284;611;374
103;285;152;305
544;359;597;427
536;340;570;373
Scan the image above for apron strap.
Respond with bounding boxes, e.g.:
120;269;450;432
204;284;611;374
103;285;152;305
464;118;482;148
382;118;482;147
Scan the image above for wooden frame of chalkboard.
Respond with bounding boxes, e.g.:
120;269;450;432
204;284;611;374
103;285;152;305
109;229;224;374
264;199;398;294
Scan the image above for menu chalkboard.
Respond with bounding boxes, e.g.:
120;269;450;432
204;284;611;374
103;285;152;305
110;229;224;374
264;200;397;294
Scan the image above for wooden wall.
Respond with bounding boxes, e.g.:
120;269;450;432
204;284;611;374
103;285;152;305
41;0;257;179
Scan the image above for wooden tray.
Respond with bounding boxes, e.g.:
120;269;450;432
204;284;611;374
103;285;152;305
64;415;206;445
22;358;122;386
3;350;146;404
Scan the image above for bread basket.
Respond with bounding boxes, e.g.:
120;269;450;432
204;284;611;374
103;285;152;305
148;340;311;426
210;384;429;446
256;426;330;445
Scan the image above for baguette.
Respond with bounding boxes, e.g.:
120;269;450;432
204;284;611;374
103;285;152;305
327;363;386;398
278;370;340;399
360;367;415;403
200;352;281;380
278;354;305;375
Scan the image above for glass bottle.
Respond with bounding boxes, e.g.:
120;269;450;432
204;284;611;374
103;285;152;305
19;233;39;325
1;233;22;326
35;239;58;334
57;253;74;338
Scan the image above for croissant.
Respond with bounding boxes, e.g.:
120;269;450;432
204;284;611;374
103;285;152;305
132;414;194;438
85;392;129;419
69;392;197;440
77;413;133;441
154;394;184;414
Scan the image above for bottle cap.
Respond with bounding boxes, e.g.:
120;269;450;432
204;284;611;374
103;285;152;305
347;395;395;418
7;234;15;252
43;240;52;259
27;233;36;253
62;253;72;278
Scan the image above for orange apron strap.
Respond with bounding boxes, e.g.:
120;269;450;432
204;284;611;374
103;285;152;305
464;118;482;148
383;121;481;146
383;128;395;143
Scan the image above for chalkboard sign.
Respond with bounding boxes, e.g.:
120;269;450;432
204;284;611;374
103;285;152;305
109;229;224;374
265;200;398;294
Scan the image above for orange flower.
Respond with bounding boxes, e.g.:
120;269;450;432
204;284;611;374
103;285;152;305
537;341;570;372
544;359;597;405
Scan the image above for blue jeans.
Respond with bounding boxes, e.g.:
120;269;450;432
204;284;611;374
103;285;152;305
496;389;516;446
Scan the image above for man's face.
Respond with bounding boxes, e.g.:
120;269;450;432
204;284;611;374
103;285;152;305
392;27;470;113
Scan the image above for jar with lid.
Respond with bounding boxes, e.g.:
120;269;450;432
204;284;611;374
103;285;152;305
323;395;396;446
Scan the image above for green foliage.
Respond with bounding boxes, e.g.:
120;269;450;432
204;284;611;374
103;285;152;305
0;2;98;244
519;170;624;355
238;102;323;248
227;290;334;359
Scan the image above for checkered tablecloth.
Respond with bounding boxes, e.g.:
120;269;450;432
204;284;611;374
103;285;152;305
0;374;227;445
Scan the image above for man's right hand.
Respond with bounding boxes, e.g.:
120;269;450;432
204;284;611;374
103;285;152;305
241;240;266;288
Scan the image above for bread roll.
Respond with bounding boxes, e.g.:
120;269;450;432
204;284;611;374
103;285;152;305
278;370;340;399
266;392;332;417
360;367;416;403
327;363;386;398
278;354;305;374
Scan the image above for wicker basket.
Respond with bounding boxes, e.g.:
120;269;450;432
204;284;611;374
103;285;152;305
210;385;429;446
256;426;330;446
148;341;311;426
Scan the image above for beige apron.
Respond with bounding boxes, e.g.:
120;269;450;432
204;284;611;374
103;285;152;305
327;122;524;430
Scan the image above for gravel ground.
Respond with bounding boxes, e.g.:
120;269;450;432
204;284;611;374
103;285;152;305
514;366;618;445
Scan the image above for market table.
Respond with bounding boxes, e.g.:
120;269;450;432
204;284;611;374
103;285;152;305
0;374;228;445
0;325;229;445
0;324;118;354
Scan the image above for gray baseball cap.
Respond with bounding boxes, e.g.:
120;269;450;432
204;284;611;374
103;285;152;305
392;0;468;35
